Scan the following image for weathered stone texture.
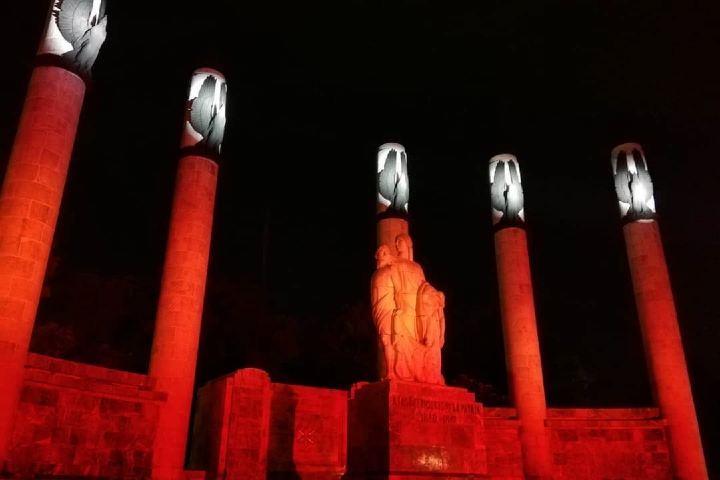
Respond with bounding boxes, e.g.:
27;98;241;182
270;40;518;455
548;408;672;479
9;353;165;478
268;383;347;479
347;380;487;479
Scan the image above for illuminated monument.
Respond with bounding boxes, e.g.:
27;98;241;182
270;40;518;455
0;8;710;478
347;144;487;478
0;0;107;466
372;146;446;385
612;143;708;480
149;68;227;480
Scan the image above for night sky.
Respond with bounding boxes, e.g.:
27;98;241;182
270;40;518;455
2;0;719;473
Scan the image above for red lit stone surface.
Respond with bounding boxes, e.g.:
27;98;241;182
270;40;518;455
346;380;487;479
191;370;348;480
5;358;684;479
8;353;165;478
268;383;348;479
0;66;86;463
493;227;552;479
189;369;273;480
547;408;672;479
149;155;219;479
377;217;408;257
483;408;524;479
623;221;708;479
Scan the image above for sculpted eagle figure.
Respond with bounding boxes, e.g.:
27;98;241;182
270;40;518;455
189;75;228;155
490;154;525;226
53;0;108;75
377;145;410;213
612;144;655;221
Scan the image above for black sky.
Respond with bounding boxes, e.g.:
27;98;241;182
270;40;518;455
2;0;719;472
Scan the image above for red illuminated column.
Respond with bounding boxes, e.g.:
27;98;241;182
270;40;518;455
612;143;708;479
490;154;552;479
0;0;108;465
376;142;409;256
149;68;227;480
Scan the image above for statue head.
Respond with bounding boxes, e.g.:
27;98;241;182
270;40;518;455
395;234;414;261
489;154;525;227
38;0;109;76
611;143;656;222
377;142;410;215
375;244;394;269
183;68;228;157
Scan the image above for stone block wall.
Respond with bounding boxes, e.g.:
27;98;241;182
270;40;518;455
483;407;524;480
547;408;672;479
9;353;166;478
190;372;677;479
189;369;273;480
268;383;347;480
190;370;347;480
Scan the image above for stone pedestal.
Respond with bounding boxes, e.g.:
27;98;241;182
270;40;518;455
346;380;487;479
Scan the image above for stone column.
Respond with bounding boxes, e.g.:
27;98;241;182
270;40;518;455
0;1;107;465
489;154;552;479
611;143;708;479
149;68;227;480
376;142;409;256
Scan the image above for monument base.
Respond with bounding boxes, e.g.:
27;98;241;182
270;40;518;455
346;380;487;480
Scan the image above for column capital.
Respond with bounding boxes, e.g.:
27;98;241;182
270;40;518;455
611;142;657;223
181;68;228;160
37;0;109;79
489;153;526;230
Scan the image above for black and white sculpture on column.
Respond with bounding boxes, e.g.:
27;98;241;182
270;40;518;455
490;154;525;228
377;143;410;215
183;68;228;158
611;143;656;223
39;0;108;76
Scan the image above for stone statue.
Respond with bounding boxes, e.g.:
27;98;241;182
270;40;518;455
39;0;109;76
377;143;410;214
371;244;396;379
489;154;525;227
417;281;445;385
184;69;228;157
611;143;656;222
370;234;445;384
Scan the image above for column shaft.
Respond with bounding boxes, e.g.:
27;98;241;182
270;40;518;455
377;217;408;257
0;66;85;463
494;227;552;479
623;221;708;479
149;155;218;479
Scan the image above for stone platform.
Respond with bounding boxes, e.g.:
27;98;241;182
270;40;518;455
346;380;487;479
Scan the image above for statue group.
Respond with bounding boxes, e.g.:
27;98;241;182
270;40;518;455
371;234;446;384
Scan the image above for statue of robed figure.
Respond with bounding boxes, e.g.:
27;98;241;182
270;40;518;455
370;234;445;384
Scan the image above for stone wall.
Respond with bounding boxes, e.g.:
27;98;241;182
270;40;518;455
268;383;347;480
9;353;166;478
189;372;677;479
482;407;673;480
484;407;524;480
547;408;672;480
190;369;347;480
